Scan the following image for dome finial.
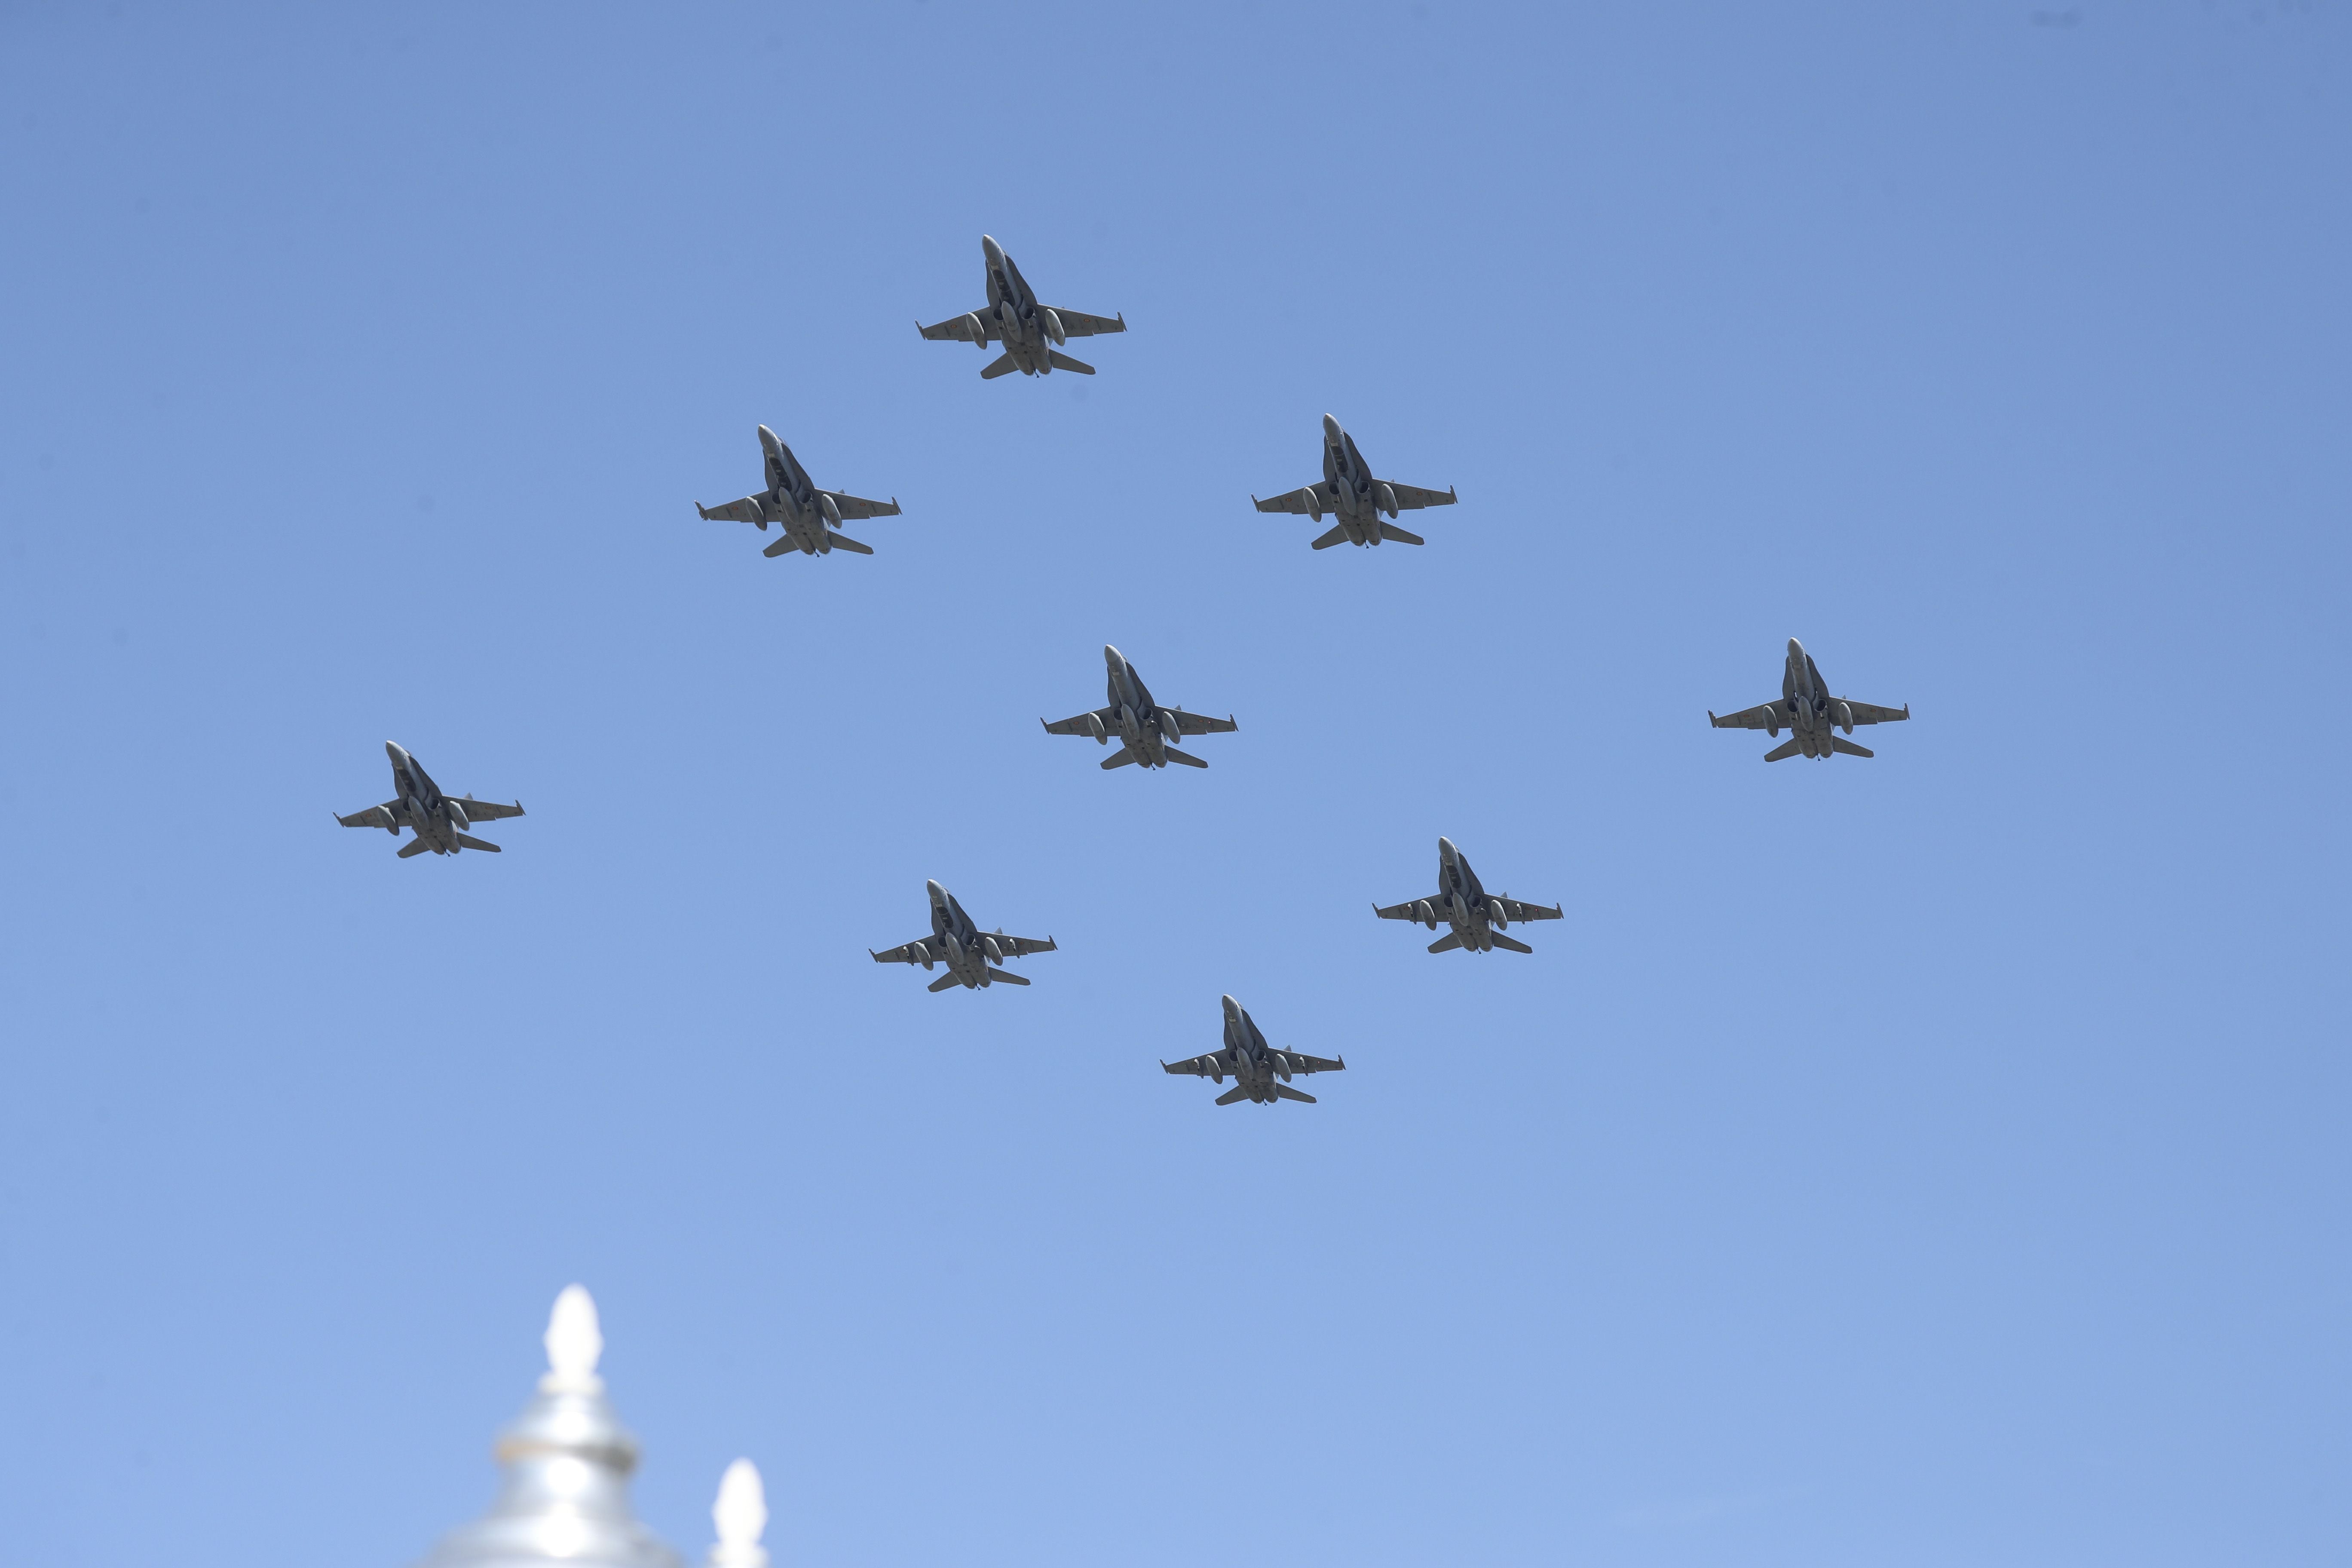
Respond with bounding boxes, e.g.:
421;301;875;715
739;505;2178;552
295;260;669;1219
708;1459;770;1568
540;1283;605;1393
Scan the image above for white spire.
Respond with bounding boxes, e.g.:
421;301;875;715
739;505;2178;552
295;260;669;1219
539;1283;606;1394
707;1459;770;1568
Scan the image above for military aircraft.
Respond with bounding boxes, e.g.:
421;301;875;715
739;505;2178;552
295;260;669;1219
917;235;1126;379
1041;644;1237;771
1709;638;1911;761
1161;996;1346;1106
1374;836;1562;954
336;742;524;858
692;426;901;558
870;880;1057;992
1253;414;1457;548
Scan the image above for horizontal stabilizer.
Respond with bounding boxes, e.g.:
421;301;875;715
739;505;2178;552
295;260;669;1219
1100;748;1138;770
1488;931;1534;954
1273;1084;1318;1103
824;531;873;555
397;837;434;858
762;534;798;558
1830;735;1875;758
1215;1085;1252;1106
1428;932;1463;953
1046;350;1095;374
927;972;964;993
986;967;1030;986
453;833;502;853
1763;737;1805;763
1310;521;1353;550
1376;522;1424;545
1160;747;1208;769
980;351;1020;380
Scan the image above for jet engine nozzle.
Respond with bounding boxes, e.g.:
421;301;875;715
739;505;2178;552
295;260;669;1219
1040;307;1065;344
1375;483;1398;517
962;312;987;349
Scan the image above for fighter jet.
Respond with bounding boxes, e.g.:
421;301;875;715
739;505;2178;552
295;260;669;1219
870;880;1057;992
693;426;900;558
1709;639;1911;761
336;742;524;859
917;235;1126;379
1041;644;1237;771
1374;836;1562;954
1253;414;1457;548
1161;996;1347;1106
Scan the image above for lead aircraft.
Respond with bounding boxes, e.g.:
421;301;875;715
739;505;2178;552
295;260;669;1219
870;880;1057;992
1375;836;1562;954
693;425;900;559
1041;644;1237;770
336;742;524;858
1709;638;1911;761
1253;414;1457;548
1161;996;1346;1106
917;236;1126;379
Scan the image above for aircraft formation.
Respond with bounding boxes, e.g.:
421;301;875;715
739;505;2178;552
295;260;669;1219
337;235;1914;1108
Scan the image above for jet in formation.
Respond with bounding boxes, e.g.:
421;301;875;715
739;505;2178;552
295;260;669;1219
1709;638;1911;761
918;236;1126;380
693;425;901;558
1161;995;1346;1106
1375;836;1562;954
337;742;524;858
1041;644;1237;770
1253;414;1457;548
870;880;1057;992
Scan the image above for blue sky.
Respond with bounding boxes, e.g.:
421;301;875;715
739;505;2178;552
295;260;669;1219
0;4;2345;1565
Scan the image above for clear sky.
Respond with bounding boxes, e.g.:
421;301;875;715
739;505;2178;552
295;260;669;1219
0;4;2345;1566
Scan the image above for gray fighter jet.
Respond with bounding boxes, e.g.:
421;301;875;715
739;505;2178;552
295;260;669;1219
1709;638;1911;761
1253;414;1457;548
693;426;900;558
870;879;1057;992
917;235;1126;379
336;742;524;859
1161;995;1346;1106
1041;644;1237;771
1375;836;1562;954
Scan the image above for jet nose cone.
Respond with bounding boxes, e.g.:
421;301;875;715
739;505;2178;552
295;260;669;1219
1102;643;1124;669
757;423;779;444
1322;413;1343;440
1787;637;1804;655
926;879;946;901
981;234;1004;265
384;741;407;763
1438;836;1457;857
1221;994;1241;1016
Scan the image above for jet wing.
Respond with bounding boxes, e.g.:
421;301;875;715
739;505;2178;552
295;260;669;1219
1167;708;1237;736
1042;707;1114;737
1285;1052;1346;1075
919;312;998;344
1841;699;1911;725
1381;481;1457;510
1491;897;1562;922
696;496;767;526
1253;484;1337;516
451;796;524;822
1709;701;1787;730
1162;1052;1229;1077
1046;307;1125;337
1374;895;1444;921
871;937;936;965
821;490;901;522
989;933;1057;958
338;800;404;828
